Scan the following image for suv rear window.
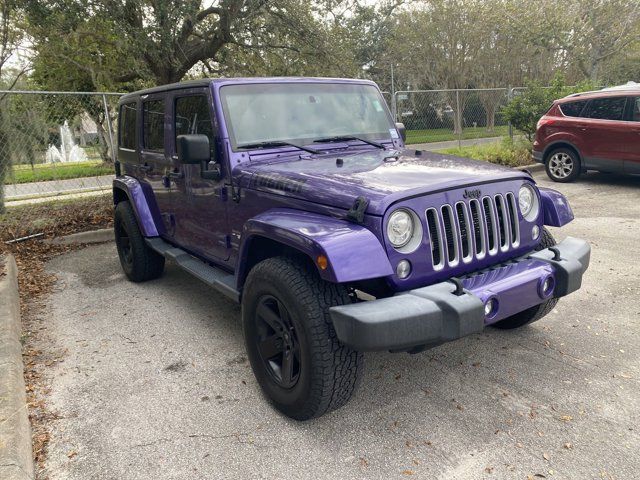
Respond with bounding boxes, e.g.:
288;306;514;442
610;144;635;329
143;99;165;151
119;102;137;150
559;100;587;117
583;97;627;121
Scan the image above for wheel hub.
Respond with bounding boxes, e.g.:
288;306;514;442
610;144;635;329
115;222;133;265
254;296;300;389
549;152;573;178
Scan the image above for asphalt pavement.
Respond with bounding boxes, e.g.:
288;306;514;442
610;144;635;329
35;170;639;480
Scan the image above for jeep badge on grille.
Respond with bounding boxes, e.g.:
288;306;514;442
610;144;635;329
463;188;481;199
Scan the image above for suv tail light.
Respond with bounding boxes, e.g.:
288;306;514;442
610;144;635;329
536;117;555;130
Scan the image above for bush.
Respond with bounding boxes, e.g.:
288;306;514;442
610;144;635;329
502;75;596;140
440;138;534;168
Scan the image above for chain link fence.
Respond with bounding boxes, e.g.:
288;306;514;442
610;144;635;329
0;86;532;207
0;91;121;208
392;88;514;145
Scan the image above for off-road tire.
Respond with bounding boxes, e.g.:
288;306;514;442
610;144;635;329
242;256;363;420
114;201;165;282
545;147;581;183
491;228;559;329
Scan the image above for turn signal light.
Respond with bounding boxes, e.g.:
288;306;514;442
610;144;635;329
316;255;328;270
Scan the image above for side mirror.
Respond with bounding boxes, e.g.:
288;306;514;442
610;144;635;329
177;134;210;164
395;122;406;142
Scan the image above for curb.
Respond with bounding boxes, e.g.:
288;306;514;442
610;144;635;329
45;228;114;245
0;254;35;480
518;163;544;173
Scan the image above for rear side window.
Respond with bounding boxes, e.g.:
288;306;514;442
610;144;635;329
143;99;165;151
583;97;627;121
632;97;640;122
119;102;137;150
175;95;214;147
559;100;587;117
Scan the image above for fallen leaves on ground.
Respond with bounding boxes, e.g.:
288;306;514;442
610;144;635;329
1;195;113;477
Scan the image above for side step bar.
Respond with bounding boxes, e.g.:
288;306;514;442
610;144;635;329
145;237;239;302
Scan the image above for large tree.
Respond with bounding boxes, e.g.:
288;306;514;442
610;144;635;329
27;0;267;85
25;0;372;87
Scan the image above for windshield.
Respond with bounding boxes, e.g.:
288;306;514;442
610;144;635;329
220;82;395;150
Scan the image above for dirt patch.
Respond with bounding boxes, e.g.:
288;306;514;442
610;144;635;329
1;195;113;243
0;195;114;478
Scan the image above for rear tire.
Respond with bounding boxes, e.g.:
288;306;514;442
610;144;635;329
114;201;165;282
545;148;581;183
242;256;363;420
491;228;559;329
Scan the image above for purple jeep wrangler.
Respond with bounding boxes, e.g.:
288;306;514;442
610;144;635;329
113;77;590;420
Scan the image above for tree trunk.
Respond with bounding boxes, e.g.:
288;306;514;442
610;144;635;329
448;91;467;135
485;103;496;133
453;110;463;135
94;118;112;163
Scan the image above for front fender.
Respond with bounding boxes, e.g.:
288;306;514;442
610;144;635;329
238;208;393;286
113;176;164;237
539;187;574;227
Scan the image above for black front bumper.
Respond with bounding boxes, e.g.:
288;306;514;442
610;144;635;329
330;237;590;352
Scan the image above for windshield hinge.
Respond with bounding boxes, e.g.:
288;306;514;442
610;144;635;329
231;185;241;203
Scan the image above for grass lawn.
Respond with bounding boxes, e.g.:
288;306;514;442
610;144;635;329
439;138;534;167
7;161;114;184
405;125;510;145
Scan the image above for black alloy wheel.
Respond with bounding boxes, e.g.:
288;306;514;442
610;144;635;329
254;295;301;389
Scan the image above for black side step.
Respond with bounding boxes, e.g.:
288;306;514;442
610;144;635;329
145;238;239;302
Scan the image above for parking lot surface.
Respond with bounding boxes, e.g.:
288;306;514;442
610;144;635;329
37;170;639;479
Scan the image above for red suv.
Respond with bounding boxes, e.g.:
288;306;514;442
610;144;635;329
533;86;640;182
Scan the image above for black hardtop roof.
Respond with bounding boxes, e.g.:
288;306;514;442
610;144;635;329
118;77;376;104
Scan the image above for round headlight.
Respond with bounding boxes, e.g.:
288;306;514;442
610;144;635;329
387;209;414;248
518;184;539;221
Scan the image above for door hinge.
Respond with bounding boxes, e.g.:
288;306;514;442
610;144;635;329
215;186;228;201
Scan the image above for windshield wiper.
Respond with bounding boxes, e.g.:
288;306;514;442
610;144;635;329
313;136;386;149
237;140;319;154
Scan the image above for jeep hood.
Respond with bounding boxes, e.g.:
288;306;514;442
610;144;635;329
233;148;531;216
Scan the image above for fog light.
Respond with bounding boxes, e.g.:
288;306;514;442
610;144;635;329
396;259;411;279
484;298;498;318
539;276;555;298
532;225;540;240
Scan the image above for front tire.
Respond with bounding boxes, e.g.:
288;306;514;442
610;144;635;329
242;256;363;420
545;148;581;183
491;228;559;329
114;201;165;282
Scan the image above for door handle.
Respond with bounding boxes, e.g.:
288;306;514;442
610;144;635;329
139;163;152;172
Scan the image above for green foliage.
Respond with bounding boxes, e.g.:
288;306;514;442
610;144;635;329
502;75;597;140
440;138;534;168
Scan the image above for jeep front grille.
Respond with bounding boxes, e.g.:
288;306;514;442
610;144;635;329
426;193;520;270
